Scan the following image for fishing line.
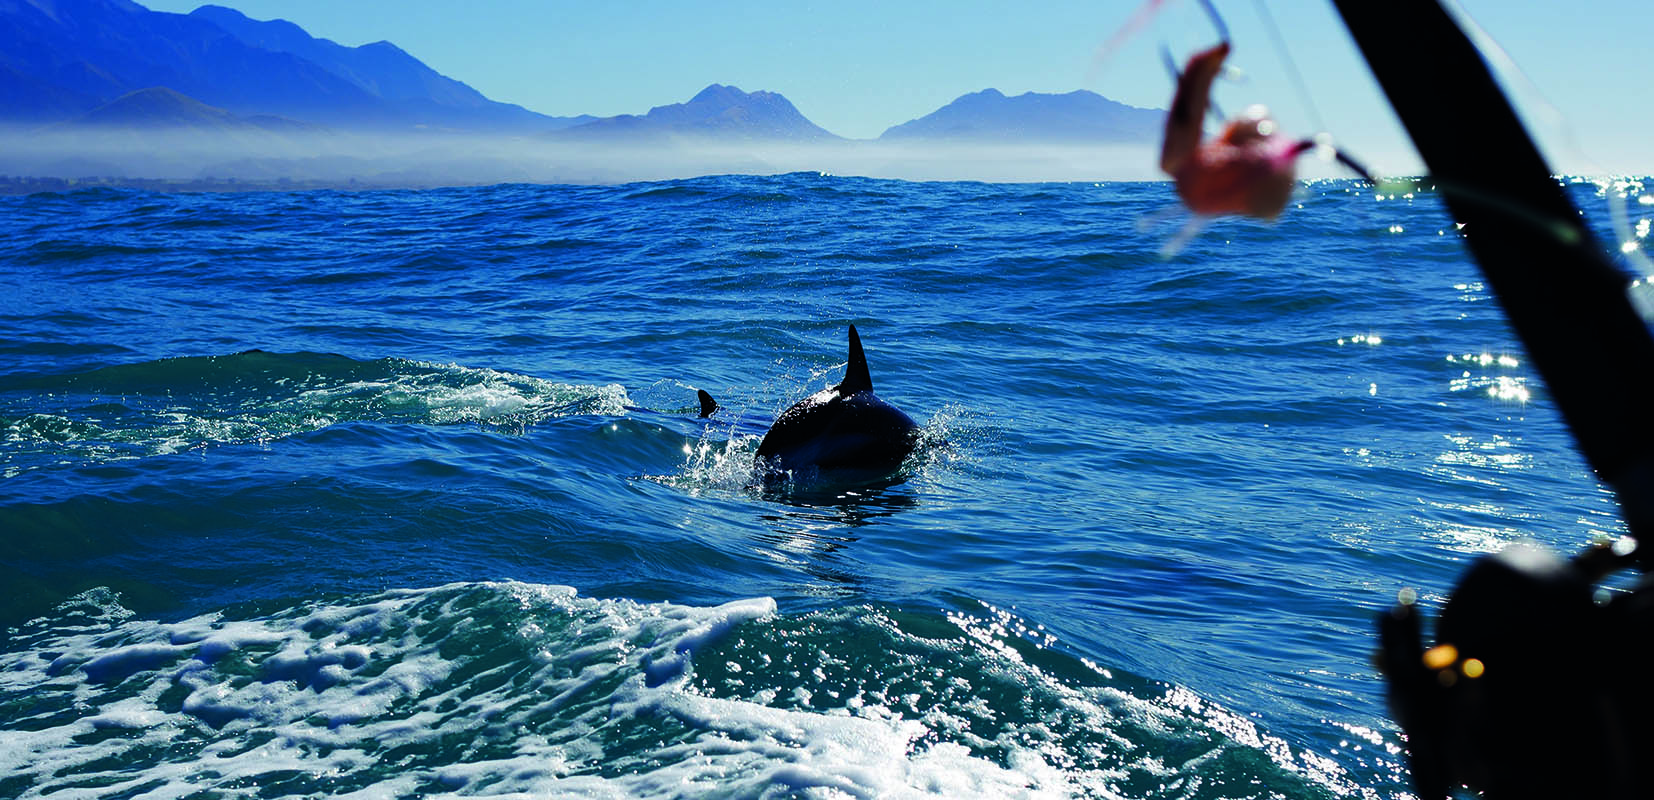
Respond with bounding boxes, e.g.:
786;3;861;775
1438;0;1654;279
1250;0;1390;188
1156;0;1234;123
1251;0;1327;135
1096;0;1228;91
1091;0;1171;79
1194;0;1230;43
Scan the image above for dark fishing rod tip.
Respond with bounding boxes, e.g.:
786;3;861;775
1295;137;1382;186
1334;149;1381;186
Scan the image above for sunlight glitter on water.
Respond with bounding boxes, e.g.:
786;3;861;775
1436;432;1531;473
1445;351;1529;403
1446;352;1519;368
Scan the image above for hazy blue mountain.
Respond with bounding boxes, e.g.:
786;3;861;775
188;5;588;131
0;0;389;125
64;85;315;131
880;88;1163;144
0;0;583;131
556;84;842;143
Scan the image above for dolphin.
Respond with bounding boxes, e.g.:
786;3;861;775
752;325;920;483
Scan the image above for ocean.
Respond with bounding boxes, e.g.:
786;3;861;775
1;173;1646;798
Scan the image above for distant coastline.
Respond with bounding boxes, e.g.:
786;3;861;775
0;137;1170;193
0;174;463;196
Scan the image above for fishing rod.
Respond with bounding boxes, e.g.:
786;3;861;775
1332;0;1654;796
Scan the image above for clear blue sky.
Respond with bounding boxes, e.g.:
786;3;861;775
141;0;1651;175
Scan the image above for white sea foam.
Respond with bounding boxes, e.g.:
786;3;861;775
0;584;1043;799
0;584;1379;799
291;361;632;426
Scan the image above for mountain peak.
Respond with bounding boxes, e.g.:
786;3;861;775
76;86;230;125
880;87;1162;144
61;85;311;134
191;5;312;51
689;84;748;106
359;40;408;56
558;84;840;143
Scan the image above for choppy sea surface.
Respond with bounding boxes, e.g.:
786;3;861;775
3;173;1650;798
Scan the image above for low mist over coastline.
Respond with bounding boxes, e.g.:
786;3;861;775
0;125;1165;190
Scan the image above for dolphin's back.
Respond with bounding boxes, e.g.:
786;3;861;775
756;390;917;476
754;325;920;480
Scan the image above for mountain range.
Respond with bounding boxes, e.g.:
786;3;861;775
1;0;1161;142
0;0;1167;185
0;0;586;131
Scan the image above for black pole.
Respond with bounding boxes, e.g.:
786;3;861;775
1331;0;1654;541
1332;2;1654;796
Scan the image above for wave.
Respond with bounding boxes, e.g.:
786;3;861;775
0;582;1382;799
0;351;629;475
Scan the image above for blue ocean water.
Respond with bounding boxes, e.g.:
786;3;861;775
1;173;1648;798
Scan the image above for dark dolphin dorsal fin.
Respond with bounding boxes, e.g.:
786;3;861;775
838;324;873;395
697;389;718;418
